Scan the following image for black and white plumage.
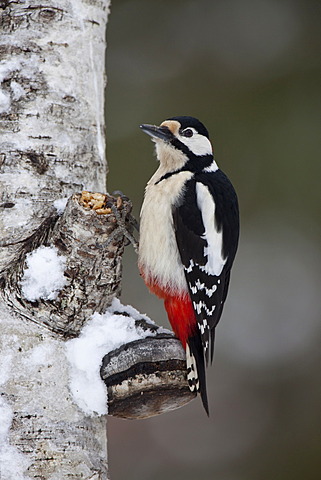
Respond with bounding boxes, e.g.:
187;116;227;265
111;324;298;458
174;171;239;362
139;116;239;414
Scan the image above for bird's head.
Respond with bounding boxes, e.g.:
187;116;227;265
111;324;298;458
140;116;217;173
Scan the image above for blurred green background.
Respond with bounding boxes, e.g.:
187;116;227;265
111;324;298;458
105;1;321;479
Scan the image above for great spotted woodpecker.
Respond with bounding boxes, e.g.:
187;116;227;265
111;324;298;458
138;116;239;414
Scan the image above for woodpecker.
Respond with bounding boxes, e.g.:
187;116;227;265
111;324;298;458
138;116;239;414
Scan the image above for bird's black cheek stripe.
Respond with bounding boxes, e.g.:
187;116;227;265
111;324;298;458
154;169;186;185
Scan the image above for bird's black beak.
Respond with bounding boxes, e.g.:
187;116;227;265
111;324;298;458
140;124;173;142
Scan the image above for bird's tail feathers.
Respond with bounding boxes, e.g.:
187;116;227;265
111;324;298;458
187;335;209;415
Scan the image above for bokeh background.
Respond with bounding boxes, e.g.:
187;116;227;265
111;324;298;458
105;1;321;479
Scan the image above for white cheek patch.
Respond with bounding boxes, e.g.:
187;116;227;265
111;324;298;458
179;131;213;157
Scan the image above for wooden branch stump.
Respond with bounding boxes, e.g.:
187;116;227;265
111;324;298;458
1;191;134;337
101;332;196;419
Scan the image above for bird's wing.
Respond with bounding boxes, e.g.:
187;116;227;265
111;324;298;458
173;177;230;364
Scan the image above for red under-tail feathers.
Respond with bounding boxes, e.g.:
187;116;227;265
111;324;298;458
142;275;197;347
141;274;209;414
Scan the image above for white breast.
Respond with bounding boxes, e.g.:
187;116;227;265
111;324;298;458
139;169;193;294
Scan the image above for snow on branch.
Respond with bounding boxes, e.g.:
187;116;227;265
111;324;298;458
66;299;167;415
66;298;195;419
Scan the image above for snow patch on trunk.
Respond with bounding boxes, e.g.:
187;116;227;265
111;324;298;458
20;246;67;302
65;298;161;416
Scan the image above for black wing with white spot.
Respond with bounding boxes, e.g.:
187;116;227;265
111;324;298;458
173;171;239;364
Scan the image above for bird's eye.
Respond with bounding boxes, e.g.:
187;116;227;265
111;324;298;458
182;128;193;138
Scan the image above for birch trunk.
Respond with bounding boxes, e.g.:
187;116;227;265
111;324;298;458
0;1;111;478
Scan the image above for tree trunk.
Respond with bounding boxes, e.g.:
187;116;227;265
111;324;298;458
0;1;111;478
0;1;194;479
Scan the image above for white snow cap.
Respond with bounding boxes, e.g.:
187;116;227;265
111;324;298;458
20;246;67;302
66;298;163;416
53;197;69;215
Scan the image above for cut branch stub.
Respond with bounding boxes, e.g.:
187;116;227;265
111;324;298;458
48;191;131;336
2;191;135;338
101;333;196;420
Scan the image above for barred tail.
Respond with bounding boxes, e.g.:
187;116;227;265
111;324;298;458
187;334;209;416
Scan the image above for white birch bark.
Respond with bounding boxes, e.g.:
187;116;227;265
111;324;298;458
0;0;108;259
0;1;111;478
